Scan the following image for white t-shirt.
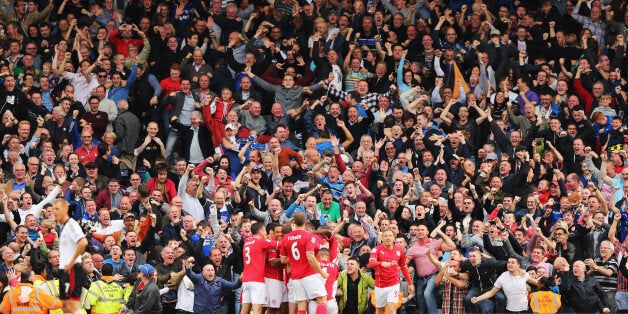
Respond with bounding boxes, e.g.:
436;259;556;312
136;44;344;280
93;220;125;235
175;275;195;312
493;271;529;312
59;218;86;269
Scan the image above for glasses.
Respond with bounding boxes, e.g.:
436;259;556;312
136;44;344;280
98;75;108;78
92;259;104;263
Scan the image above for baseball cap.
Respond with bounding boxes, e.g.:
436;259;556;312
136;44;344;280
225;123;237;130
138;264;155;276
123;213;136;220
486;152;498;161
85;162;98;169
323;148;334;156
250;167;261;173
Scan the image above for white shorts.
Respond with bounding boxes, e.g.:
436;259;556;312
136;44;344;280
241;281;267;305
265;278;288;308
292;273;327;301
374;285;400;309
287;279;296;303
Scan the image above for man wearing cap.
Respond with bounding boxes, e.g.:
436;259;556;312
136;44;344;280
484;152;497;163
127;263;162;313
84;162;109;194
241;166;268;211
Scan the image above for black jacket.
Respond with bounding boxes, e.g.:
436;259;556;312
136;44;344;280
127;279;162;314
460;258;507;293
559;271;610;313
170;120;214;162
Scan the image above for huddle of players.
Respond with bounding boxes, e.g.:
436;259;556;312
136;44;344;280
241;211;413;314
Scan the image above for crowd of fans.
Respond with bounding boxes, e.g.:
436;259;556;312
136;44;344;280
0;0;627;312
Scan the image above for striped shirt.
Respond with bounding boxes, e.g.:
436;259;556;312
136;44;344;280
594;255;618;292
328;86;389;111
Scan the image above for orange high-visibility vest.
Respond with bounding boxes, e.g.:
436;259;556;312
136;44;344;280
529;290;562;314
0;283;61;314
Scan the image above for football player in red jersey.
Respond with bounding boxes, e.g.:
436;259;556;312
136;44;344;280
280;212;329;314
369;229;414;314
241;222;278;314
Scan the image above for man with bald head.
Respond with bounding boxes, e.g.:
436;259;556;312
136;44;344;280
155;244;181;313
181;48;213;89
559;260;611;313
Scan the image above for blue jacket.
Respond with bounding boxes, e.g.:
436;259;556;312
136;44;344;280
186;268;241;313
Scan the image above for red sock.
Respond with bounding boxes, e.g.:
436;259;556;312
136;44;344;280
316;303;327;314
298;310;307;314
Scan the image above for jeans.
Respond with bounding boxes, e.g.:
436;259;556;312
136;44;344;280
234;274;242;314
165;128;180;165
464;286;507;314
414;273;438;314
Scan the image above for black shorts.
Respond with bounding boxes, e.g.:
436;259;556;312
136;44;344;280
58;263;89;300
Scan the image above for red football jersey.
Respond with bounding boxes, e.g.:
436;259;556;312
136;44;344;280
242;237;277;283
280;229;319;279
264;240;284;280
319;259;339;301
369;244;406;288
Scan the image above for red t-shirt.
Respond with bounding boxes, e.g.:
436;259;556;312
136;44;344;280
75;146;98;165
369;244;406;288
242;237;277;283
264;240;284;280
160;78;181;111
319;259;339;301
280;229;319;280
